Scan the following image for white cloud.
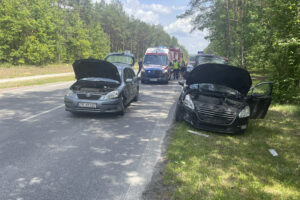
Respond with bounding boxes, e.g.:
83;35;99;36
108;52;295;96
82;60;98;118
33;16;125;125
122;0;185;24
144;4;171;14
123;0;160;24
99;0;209;53
164;17;194;33
95;0;112;3
164;17;209;54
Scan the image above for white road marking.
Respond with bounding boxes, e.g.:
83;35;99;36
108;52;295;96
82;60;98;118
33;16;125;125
0;73;73;83
0;81;73;94
20;105;64;122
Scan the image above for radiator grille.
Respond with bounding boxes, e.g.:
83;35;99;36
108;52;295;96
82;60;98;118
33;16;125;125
195;105;236;125
77;93;101;100
145;70;162;78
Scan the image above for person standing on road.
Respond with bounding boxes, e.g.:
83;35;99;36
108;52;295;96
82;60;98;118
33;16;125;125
173;59;179;80
138;58;143;75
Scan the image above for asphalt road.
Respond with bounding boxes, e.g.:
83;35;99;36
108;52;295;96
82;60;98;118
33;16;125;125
0;81;181;200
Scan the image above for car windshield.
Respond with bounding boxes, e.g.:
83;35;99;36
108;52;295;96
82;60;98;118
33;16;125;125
190;83;241;97
144;54;168;65
105;55;134;65
195;55;227;66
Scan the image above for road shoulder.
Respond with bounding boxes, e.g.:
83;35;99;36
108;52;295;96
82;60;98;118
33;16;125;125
141;124;176;200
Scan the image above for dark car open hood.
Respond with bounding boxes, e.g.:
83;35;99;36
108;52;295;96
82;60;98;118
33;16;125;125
186;64;252;95
73;59;121;82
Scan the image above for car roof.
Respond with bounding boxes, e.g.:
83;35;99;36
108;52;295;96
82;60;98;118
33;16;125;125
116;65;133;71
197;54;217;57
108;52;134;57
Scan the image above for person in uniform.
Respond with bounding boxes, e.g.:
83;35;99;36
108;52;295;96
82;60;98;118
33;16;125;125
173;59;179;80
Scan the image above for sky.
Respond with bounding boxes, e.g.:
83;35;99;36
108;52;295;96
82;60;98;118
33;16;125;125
102;0;209;54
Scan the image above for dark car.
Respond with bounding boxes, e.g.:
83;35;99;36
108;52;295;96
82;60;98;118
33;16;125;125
184;54;228;79
64;55;139;115
175;63;273;134
194;54;228;66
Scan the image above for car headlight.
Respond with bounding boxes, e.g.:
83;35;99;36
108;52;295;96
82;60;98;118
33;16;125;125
161;67;168;73
239;105;250;118
65;89;74;97
101;90;119;100
183;94;195;110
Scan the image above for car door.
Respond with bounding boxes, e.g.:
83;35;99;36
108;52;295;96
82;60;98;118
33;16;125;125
128;68;138;99
247;82;273;119
123;68;132;105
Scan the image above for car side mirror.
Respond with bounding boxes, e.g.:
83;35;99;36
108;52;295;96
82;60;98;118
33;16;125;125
178;80;184;87
125;78;133;83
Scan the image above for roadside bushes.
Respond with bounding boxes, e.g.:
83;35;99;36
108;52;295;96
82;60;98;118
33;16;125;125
0;0;110;65
271;39;300;104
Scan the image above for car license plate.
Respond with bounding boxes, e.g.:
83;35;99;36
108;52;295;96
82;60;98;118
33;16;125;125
150;78;158;81
78;102;97;108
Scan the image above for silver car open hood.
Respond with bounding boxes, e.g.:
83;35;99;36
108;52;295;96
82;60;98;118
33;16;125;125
73;59;121;83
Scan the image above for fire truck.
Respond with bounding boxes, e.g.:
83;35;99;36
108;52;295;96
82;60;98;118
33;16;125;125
141;47;183;84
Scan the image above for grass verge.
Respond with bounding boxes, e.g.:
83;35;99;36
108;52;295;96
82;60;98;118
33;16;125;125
0;64;72;79
0;75;75;89
164;105;300;199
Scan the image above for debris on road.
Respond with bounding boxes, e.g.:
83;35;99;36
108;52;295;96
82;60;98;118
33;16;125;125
269;149;278;157
187;130;209;138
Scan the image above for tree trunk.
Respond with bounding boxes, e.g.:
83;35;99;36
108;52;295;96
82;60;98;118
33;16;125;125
240;0;246;69
226;0;231;61
233;0;238;58
241;39;245;69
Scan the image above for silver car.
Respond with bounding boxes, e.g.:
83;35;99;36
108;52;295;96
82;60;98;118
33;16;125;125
64;54;139;115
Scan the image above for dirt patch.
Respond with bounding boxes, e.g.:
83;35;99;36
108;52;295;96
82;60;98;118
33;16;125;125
141;124;176;200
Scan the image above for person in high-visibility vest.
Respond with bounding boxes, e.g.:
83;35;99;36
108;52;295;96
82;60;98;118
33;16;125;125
173;59;179;80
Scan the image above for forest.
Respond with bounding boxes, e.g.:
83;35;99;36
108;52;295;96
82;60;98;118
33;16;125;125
0;0;187;65
181;0;299;103
0;0;298;103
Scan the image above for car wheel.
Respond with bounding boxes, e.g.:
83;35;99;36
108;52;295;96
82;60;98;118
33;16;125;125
175;102;184;122
118;97;125;115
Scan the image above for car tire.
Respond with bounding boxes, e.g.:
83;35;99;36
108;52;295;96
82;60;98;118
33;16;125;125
175;102;184;122
118;97;125;115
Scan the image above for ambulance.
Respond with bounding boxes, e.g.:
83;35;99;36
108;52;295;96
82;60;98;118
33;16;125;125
141;47;172;84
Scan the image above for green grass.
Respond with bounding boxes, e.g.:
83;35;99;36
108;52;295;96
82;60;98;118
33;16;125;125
0;75;75;89
0;64;72;79
164;105;300;199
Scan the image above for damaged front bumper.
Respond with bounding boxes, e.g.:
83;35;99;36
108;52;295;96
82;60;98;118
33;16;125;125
181;106;248;134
